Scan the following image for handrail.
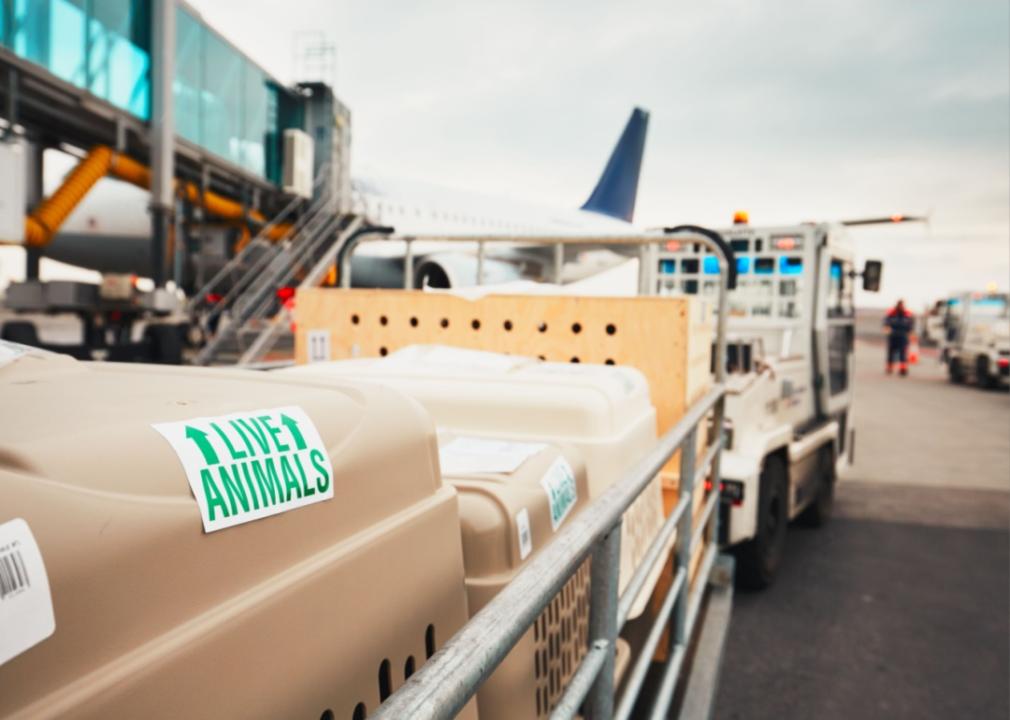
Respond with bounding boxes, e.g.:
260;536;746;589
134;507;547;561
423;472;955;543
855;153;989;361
371;385;724;720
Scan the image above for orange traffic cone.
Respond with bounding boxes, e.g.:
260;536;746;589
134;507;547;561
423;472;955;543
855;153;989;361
908;334;920;365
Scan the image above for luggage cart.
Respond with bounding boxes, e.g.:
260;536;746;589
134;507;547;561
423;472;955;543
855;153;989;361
334;229;738;719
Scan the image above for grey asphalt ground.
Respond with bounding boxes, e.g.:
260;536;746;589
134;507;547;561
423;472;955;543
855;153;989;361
714;341;1009;719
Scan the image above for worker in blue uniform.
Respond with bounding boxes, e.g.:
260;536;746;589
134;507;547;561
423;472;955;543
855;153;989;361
883;299;915;376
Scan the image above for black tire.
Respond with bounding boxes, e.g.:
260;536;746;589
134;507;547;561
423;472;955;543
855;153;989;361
949;357;964;384
798;445;835;528
976;355;995;389
736;455;789;590
144;323;184;364
1;321;41;347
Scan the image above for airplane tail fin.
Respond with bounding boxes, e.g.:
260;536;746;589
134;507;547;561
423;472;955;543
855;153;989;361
580;107;649;222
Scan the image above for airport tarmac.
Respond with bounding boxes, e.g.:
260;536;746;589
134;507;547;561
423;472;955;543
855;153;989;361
714;341;1009;719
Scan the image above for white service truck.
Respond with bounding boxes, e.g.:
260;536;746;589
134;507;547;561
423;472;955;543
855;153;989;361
939;292;1010;389
654;221;882;587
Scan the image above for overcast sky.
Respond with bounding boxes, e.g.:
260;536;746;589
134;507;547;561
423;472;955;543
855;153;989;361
186;0;1007;308
4;0;1006;308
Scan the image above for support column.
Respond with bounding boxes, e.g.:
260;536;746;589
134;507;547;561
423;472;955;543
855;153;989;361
24;141;43;280
149;0;176;287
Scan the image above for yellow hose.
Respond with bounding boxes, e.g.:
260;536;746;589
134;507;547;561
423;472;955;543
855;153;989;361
23;146;114;247
19;145;294;248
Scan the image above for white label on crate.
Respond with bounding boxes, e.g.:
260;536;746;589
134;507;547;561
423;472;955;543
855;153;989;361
516;508;533;561
307;330;331;363
439;436;546;475
541;457;578;531
0;518;55;666
153;406;334;533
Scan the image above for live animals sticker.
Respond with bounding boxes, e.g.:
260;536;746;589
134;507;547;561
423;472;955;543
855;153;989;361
540;457;578;531
0;518;55;666
153;406;334;533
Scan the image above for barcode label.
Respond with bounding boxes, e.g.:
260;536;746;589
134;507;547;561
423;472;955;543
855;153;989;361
516;508;533;561
0;518;55;666
0;549;30;599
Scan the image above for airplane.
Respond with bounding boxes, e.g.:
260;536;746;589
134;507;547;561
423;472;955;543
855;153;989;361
38;107;651;290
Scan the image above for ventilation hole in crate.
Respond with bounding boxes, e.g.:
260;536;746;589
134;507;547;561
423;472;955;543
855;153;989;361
378;659;392;701
606;323;617;335
352;703;366;720
404;655;416;680
379;347;388;356
538;322;548;333
605;358;616;365
471;318;481;330
379;315;388;326
571;322;582;334
440;318;450;329
570;357;580;363
425;624;436;658
351;314;360;325
537;355;546;361
320;710;334;720
409;316;419;327
503;319;513;331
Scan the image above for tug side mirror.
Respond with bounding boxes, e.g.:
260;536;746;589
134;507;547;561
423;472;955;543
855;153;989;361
862;260;883;292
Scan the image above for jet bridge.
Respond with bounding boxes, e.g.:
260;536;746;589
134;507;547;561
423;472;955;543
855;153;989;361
0;0;353;363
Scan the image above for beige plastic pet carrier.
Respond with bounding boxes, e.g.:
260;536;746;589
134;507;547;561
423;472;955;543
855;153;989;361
0;344;474;720
440;435;593;719
283;344;669;620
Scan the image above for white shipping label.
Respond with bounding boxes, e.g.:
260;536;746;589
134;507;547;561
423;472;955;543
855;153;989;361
0;518;55;666
541;457;578;531
153;406;335;533
439;436;547;475
516;508;533;561
307;330;331;363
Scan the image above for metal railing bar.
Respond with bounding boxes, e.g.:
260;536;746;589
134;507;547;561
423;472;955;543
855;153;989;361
548;640;610;720
613;566;688;720
647;546;716;720
647;644;688;720
689;490;721;557
685;544;719;641
693;436;723;489
584;523;622;718
617;492;690;629
370;383;724;720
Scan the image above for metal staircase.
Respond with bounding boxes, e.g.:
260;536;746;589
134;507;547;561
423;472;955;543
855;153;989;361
189;164;361;366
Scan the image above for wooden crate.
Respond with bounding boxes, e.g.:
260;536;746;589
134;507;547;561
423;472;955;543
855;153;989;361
295;288;712;447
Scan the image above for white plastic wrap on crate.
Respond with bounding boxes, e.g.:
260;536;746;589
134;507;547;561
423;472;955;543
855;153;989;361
283;344;669;619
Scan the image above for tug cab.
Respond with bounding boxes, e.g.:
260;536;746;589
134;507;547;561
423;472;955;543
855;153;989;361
654;219;881;587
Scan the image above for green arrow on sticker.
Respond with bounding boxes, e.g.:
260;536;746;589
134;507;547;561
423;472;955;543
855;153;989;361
185;425;220;465
280;414;307;450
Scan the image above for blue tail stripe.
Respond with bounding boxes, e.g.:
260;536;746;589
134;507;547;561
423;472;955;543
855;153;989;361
580;107;649;222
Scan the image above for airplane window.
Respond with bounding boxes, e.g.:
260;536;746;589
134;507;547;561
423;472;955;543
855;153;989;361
682;279;699;294
682;259;699;273
659;259;676;274
754;258;774;275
